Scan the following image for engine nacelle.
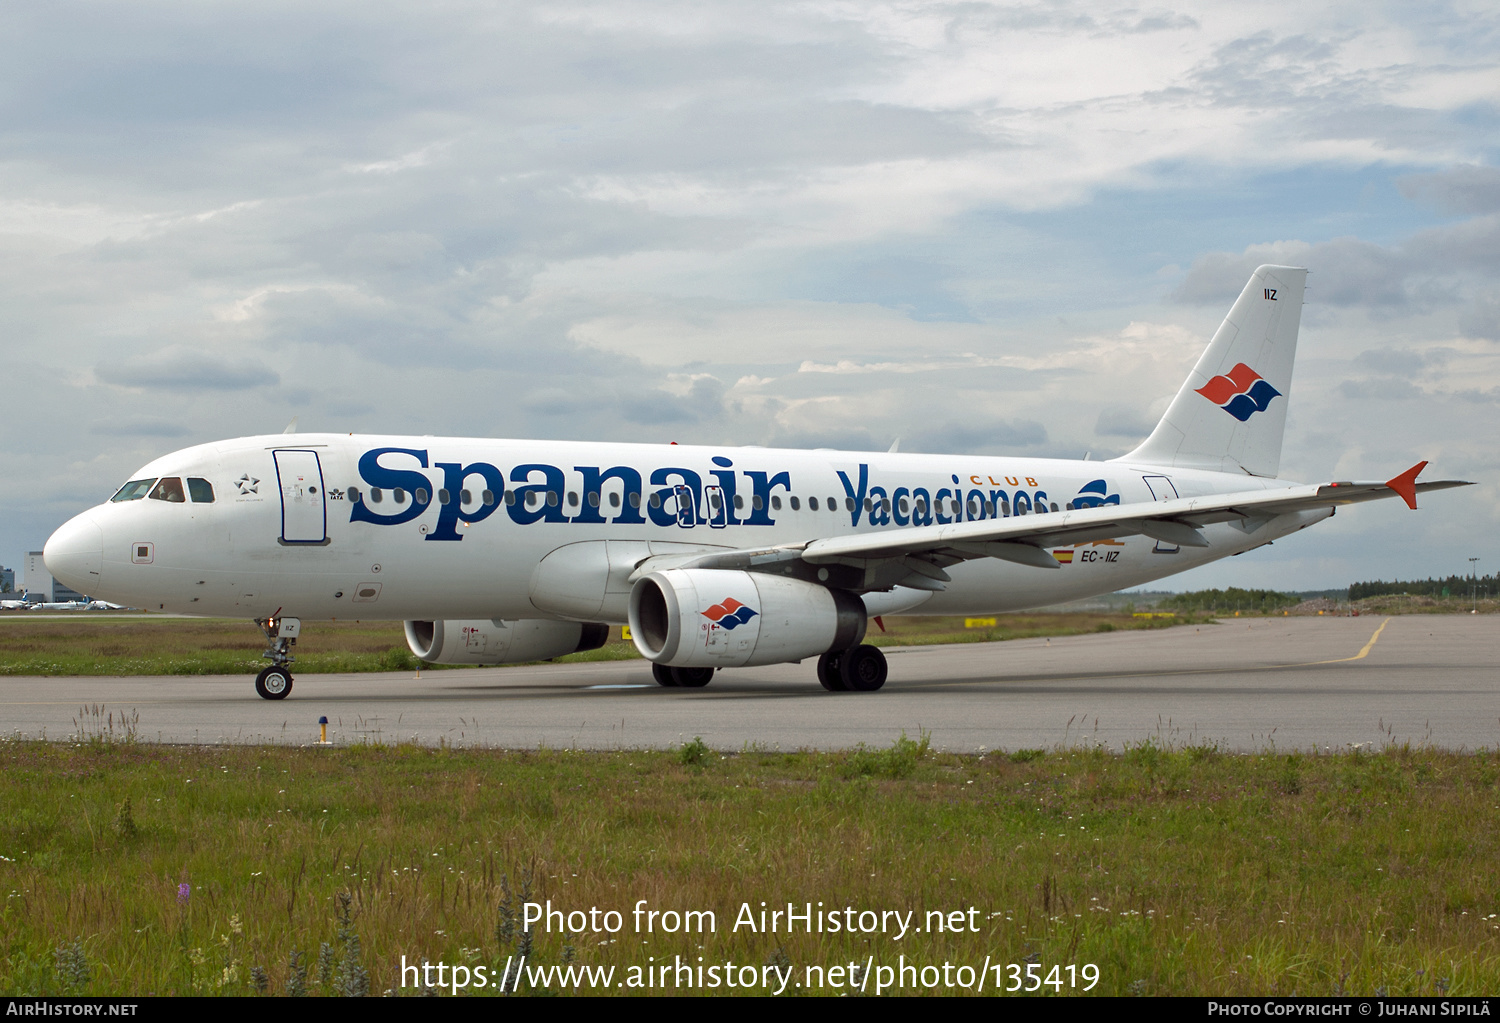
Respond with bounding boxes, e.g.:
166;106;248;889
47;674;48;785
628;569;865;668
404;619;609;665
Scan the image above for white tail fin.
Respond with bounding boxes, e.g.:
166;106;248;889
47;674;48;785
1118;264;1307;477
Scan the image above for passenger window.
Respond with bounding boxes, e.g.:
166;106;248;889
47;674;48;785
710;492;722;510
568;492;578;507
504;491;515;506
480;490;493;506
187;478;215;503
461;489;472;505
809;496;819;511
628;492;639;509
371;488;383;503
898;497;908;515
348;487;362;504
752;495;763;510
734;495;744;510
394;488;406;504
771;496;781;510
149;477;186;503
438;489;451;505
588;492;600;508
845;497;855;512
548;492;559;507
828;497;837;510
415;488;429;505
111;478;157;502
790;496;800;511
610;492;620;508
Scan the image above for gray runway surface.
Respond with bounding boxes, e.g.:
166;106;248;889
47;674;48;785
1;615;1494;752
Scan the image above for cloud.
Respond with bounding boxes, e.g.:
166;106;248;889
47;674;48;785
1171;210;1500;310
1399;165;1500;215
1;1;1497;590
1095;405;1157;438
89;418;190;438
95;349;280;391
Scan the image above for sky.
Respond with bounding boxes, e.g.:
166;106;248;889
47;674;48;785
3;0;1497;593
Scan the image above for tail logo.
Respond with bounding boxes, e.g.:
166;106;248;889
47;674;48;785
702;597;758;630
1195;363;1282;422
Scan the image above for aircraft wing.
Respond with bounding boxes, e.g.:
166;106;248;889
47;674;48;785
640;461;1471;592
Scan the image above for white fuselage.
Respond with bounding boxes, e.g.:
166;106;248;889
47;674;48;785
44;433;1329;622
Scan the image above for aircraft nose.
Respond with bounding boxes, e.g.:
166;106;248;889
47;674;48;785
44;511;104;596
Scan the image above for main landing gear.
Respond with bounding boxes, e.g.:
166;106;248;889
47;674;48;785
253;616;300;700
816;644;888;692
651;664;716;688
646;644;888;692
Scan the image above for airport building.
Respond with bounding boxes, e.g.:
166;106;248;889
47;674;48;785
25;551;85;602
0;566;12;593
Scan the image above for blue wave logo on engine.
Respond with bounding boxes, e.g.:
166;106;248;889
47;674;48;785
702;598;758;630
1071;479;1120;509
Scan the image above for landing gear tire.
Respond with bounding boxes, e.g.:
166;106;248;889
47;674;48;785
817;651;847;691
670;666;715;688
838;644;887;692
255;666;293;700
652;663;679;687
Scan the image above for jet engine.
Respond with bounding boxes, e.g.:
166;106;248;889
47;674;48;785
403;619;609;665
628;568;865;668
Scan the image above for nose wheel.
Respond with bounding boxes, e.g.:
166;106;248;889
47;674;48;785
254;615;300;700
255;666;293;700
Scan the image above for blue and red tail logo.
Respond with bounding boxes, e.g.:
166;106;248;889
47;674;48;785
1196;363;1281;422
702;597;758;630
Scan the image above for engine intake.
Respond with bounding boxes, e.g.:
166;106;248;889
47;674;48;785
404;619;608;665
628;569;865;668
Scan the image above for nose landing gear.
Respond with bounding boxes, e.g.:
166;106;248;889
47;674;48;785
254;616;300;700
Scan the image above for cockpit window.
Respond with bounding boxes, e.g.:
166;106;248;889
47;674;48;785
111;478;157;502
187;478;215;503
148;477;187;503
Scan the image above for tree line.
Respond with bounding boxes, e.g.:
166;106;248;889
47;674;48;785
1347;575;1497;601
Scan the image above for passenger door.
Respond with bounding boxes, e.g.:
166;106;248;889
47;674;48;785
273;449;329;545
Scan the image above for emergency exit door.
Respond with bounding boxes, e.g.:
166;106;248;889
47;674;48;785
273;449;329;545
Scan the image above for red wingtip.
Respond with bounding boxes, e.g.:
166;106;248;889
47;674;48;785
873;615;886;633
1386;460;1428;510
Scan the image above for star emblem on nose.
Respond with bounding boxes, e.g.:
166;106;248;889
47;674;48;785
235;474;260;495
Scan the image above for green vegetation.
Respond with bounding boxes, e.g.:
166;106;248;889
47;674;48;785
1157;588;1301;614
1349;575;1498;602
2;736;1499;996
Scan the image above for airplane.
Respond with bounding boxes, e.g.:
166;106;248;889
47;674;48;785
43;265;1471;699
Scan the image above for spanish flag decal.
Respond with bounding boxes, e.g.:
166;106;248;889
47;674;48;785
1052;549;1074;564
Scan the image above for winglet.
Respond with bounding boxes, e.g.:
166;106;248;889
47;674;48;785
1385;460;1428;510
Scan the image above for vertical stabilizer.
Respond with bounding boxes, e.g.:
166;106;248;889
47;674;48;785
1118;264;1306;477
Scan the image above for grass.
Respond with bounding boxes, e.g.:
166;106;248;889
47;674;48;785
0;613;1202;677
2;735;1499;996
